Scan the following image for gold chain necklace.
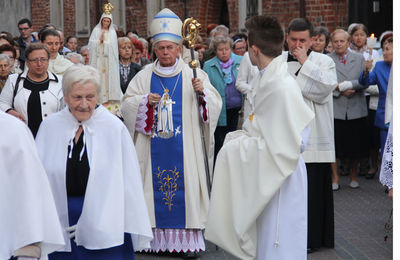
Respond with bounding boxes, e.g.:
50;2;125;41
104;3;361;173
157;73;181;98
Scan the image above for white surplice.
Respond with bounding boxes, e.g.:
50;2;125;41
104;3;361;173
205;54;314;260
0;111;65;260
35;106;153;252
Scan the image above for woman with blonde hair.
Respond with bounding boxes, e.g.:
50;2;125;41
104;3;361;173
118;37;141;94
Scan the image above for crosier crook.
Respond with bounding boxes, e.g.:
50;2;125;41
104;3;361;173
182;18;211;198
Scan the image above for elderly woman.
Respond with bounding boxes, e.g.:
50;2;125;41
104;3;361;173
118;37;141;94
311;26;330;54
328;29;369;190
359;35;392;159
0;43;63;137
35;64;152;260
0;54;11;92
203;35;242;158
0;44;23;74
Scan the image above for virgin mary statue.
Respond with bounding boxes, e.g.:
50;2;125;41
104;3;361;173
88;1;121;114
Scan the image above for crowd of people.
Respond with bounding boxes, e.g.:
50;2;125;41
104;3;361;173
0;3;393;260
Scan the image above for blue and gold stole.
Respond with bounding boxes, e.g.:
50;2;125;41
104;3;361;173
150;72;185;228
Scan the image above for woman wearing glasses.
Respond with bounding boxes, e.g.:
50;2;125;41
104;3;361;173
0;43;63;137
118;37;141;94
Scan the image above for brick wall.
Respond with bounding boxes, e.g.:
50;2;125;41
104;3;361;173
227;0;238;33
305;0;347;30
126;0;147;37
30;0;349;47
31;0;50;30
263;0;347;33
63;0;75;40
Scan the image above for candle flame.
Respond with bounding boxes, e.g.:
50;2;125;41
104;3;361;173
371;33;375;38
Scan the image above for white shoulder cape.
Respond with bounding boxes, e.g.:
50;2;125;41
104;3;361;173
0;111;65;260
35;106;153;251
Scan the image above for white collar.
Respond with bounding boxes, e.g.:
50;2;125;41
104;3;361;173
155;58;179;75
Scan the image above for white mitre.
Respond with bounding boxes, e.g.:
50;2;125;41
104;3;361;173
150;8;182;44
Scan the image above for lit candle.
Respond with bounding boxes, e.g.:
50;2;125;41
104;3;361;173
366;33;377;60
366;33;377;49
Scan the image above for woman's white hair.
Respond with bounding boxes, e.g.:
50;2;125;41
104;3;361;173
65;52;84;64
62;64;101;96
210;35;233;50
0;54;11;66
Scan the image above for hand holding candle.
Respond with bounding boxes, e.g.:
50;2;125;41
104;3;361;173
366;33;376;60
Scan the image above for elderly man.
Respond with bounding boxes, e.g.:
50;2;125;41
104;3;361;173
40;29;73;76
1;110;65;260
79;45;90;65
121;8;222;255
283;18;337;252
35;64;153;260
0;43;63;137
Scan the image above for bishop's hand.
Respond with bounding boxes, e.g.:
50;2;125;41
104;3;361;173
192;78;204;94
148;93;161;106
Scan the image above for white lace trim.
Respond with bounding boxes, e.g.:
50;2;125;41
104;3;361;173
143;228;205;253
135;94;152;135
380;126;393;189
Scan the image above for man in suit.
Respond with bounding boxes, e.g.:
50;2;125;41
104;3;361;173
283;18;338;252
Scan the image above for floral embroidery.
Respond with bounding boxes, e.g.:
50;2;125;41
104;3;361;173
157;166;180;211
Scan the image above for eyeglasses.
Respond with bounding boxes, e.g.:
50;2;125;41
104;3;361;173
18;27;31;31
28;58;49;64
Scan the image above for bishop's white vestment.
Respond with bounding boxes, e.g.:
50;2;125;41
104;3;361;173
205;54;314;260
121;58;222;252
0;111;65;260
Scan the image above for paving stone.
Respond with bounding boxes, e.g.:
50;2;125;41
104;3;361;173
136;176;392;259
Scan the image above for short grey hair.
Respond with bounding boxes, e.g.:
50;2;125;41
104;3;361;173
210;35;233;51
211;25;229;37
65;52;84;64
0;54;11;66
62;64;101;96
80;45;89;53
